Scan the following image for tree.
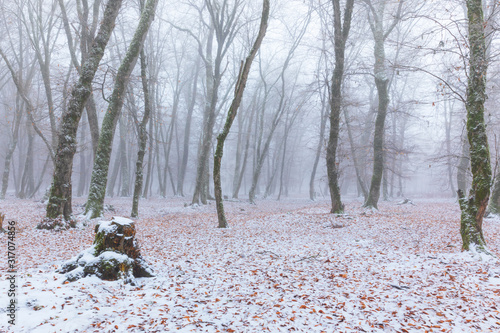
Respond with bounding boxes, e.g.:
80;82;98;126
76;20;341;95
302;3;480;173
188;0;246;205
58;0;102;157
363;0;404;209
85;0;159;219
131;33;152;217
326;0;355;213
45;0;124;220
457;0;492;254
214;0;269;228
309;49;329;201
248;11;311;204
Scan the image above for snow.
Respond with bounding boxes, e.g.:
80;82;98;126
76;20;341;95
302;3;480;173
1;197;499;332
96;220;118;235
110;216;134;226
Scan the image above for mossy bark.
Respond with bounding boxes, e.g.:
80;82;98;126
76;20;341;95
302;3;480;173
458;0;491;254
214;0;269;228
85;0;158;219
45;0;123;220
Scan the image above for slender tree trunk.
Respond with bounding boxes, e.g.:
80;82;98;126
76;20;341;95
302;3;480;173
1;105;22;199
107;152;121;198
192;26;217;206
233;102;255;198
214;0;269;228
363;0;403;209
364;75;389;209
143;105;155;198
85;0;158;218
77;113;88;197
119;116;130;197
444;101;456;197
19;123;35;199
46;0;123;220
277;130;288;201
177;61;200;197
29;154;50;198
326;0;354;213
309;85;328;201
131;47;152;217
458;0;492;254
344;107;368;199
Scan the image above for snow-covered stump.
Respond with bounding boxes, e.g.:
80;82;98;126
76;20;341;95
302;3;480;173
57;217;153;285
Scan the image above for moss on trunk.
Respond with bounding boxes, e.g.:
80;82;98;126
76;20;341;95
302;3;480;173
458;0;492;255
45;0;124;221
85;0;158;219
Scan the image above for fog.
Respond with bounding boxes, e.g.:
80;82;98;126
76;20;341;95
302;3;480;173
1;0;498;211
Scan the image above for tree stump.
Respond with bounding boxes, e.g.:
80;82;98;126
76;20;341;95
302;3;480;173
57;217;153;285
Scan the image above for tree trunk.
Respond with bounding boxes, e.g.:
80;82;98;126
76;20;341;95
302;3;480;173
119;116;130;197
214;0;269;228
232;101;255;199
363;0;403;209
58;0;101;156
45;0;123;220
19;123;35;199
344;107;368;199
1;104;22;199
309;82;328;201
458;0;492;254
457;134;470;194
364;75;389;209
326;0;354;213
131;48;152;217
192;26;217;206
443;99;456;197
77;113;88;197
85;0;158;218
143;105;155;199
177;61;200;197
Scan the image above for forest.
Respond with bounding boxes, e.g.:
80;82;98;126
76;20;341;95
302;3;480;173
1;0;500;332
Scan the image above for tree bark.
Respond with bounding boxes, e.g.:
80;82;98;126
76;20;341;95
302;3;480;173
326;0;354;213
214;0;269;228
458;0;492;254
1;103;23;199
309;80;328;201
363;0;403;209
85;0;158;218
45;0;123;220
177;61;200;197
131;47;152;217
118;116;130;197
58;0;101;156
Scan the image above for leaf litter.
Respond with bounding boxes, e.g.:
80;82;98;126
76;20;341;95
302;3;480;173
0;197;499;332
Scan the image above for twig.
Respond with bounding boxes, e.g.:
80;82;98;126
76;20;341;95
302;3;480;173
389;284;410;290
256;250;280;258
295;253;321;262
208;278;218;296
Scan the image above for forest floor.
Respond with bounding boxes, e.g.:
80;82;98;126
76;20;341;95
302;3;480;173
1;196;500;332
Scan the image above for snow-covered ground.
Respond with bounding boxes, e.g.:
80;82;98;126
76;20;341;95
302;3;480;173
1;197;499;332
